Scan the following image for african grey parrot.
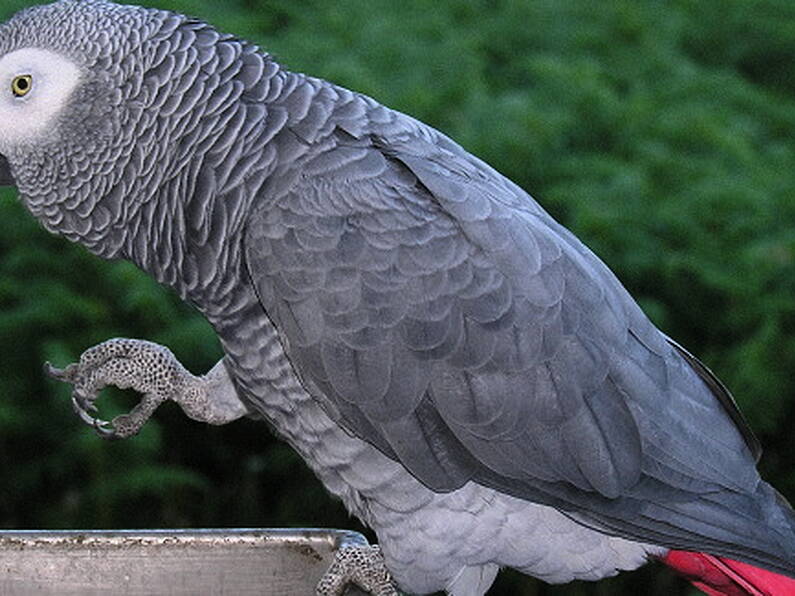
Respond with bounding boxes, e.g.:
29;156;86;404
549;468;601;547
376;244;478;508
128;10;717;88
0;1;794;594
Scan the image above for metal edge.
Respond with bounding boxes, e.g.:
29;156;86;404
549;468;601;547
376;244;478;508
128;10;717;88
0;528;370;549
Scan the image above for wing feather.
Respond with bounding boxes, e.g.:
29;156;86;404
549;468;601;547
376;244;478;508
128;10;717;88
242;93;793;569
246;119;757;495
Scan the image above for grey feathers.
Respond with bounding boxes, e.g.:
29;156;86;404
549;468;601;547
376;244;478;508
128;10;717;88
245;99;794;570
1;0;794;585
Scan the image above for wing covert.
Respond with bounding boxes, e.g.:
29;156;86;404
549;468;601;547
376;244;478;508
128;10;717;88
244;104;760;508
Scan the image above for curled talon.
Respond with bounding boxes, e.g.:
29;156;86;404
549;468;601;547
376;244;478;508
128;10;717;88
71;383;100;416
71;395;106;426
51;360;115;436
65;394;134;440
70;394;118;439
73;391;98;414
93;419;119;440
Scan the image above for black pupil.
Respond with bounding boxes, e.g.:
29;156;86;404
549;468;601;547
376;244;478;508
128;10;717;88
16;78;28;91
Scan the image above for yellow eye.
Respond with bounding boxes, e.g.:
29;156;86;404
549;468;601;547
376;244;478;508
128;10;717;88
11;74;32;97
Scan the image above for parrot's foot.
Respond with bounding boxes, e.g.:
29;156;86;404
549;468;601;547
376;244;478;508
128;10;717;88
45;338;249;439
317;544;398;596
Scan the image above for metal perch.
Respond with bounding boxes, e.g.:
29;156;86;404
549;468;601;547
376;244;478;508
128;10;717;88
0;528;372;595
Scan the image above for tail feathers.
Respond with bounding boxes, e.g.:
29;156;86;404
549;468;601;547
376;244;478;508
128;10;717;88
662;550;795;596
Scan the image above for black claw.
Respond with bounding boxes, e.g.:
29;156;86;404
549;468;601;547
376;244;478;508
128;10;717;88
93;419;119;440
49;360;122;440
70;395;116;439
73;392;91;413
71;396;96;423
73;390;98;414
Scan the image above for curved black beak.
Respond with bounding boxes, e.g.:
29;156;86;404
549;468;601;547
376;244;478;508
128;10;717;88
0;154;14;187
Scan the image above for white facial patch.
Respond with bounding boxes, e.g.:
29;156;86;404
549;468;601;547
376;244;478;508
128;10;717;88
0;47;81;152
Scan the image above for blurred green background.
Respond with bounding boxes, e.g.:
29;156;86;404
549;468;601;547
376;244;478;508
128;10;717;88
1;0;794;594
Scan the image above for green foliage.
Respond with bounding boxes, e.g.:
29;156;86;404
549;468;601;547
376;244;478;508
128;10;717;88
1;1;794;594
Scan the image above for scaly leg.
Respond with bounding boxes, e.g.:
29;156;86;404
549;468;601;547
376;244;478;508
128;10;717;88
46;338;249;439
317;544;399;596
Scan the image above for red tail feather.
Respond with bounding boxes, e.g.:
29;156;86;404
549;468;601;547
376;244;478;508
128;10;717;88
662;550;795;596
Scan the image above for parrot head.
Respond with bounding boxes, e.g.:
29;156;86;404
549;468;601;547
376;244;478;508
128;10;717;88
0;0;193;257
